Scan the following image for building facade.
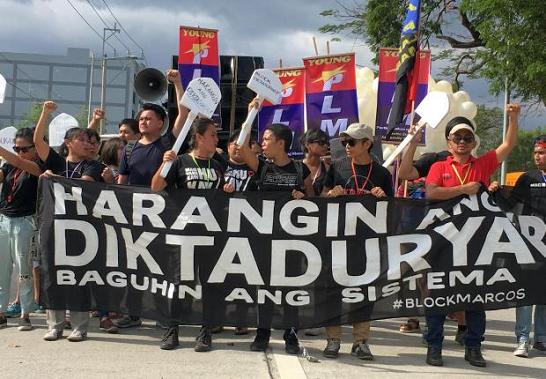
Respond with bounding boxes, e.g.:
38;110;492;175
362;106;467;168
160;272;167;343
0;47;144;134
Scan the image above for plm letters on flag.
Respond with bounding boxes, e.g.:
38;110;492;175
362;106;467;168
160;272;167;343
258;67;305;158
178;26;221;123
376;48;430;144
385;0;423;141
304;53;358;138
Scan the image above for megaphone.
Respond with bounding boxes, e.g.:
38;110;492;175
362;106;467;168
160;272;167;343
134;68;168;101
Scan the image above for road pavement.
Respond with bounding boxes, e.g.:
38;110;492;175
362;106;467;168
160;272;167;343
2;309;545;378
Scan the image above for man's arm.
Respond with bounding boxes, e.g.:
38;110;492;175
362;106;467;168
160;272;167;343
495;103;520;163
87;108;104;130
33;101;56;162
166;70;189;138
426;182;480;200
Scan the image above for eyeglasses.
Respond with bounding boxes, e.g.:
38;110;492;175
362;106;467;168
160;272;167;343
309;139;329;146
341;138;367;147
449;135;475;144
13;145;35;153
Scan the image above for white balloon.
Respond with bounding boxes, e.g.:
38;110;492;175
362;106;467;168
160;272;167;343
435;80;453;94
460;101;478;120
427;77;436;92
372;77;378;92
360;67;375;83
453;90;470;104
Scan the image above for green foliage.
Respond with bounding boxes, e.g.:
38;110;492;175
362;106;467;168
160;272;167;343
75;106;90;129
320;0;546;104
506;127;546;173
14;102;43;130
474;105;503;155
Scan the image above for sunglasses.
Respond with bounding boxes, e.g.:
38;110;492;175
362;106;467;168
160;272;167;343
449;135;475;144
309;139;329;146
13;145;35;153
341;138;367;147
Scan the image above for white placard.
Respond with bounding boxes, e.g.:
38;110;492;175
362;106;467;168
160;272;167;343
0;126;17;153
247;69;283;105
180;77;222;118
49;113;79;147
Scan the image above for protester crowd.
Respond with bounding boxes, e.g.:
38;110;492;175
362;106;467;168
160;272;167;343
0;69;545;368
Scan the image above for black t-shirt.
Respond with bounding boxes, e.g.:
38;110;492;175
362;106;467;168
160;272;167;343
324;156;394;197
42;148;102;181
165;154;224;190
119;132;176;186
257;159;310;192
414;150;451;178
0;163;38;217
511;169;546;219
224;161;258;192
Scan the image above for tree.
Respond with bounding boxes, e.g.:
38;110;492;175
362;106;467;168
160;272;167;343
14;102;43;130
320;0;546;104
75;106;90;129
506;127;545;173
473;104;503;156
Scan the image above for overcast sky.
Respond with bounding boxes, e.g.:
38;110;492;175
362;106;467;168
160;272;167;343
0;0;543;128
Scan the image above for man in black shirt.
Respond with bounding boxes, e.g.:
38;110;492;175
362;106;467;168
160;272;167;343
511;135;546;357
115;70;188;329
239;122;313;354
118;69;188;187
321;123;393;360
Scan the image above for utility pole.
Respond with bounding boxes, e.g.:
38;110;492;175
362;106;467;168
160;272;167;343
100;24;120;134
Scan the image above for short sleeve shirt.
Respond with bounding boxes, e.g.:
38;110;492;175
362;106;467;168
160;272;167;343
224;161;258;192
165;154;224;190
425;150;499;188
119;132;176;186
414;150;452;178
41;148;102;181
257;160;310;192
511;169;546;219
0;163;38;217
324;156;394;197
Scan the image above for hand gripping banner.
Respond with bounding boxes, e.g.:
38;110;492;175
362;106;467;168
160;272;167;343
38;177;546;328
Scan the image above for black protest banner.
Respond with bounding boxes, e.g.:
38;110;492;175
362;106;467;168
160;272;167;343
38;177;546;328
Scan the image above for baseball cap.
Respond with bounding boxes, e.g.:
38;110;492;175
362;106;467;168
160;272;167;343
445;117;476;139
340;123;374;140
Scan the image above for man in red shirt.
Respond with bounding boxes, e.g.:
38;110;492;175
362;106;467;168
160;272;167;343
424;103;521;367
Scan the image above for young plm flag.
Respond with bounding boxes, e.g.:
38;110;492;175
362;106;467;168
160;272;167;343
304;53;359;138
376;48;430;144
385;0;422;140
178;26;221;123
258;67;305;158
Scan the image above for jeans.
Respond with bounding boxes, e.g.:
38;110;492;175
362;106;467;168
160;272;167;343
515;305;546;343
426;310;485;348
0;214;35;314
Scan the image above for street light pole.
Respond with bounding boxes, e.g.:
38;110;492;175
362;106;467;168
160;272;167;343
100;25;121;134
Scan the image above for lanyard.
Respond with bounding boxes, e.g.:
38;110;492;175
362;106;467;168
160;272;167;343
351;160;373;193
6;168;23;203
66;160;84;179
451;162;472;185
191;154;212;182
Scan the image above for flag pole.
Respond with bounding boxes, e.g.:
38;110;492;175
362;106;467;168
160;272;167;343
500;77;510;185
